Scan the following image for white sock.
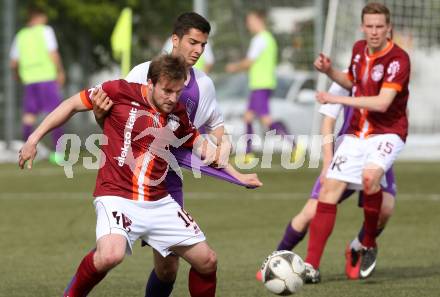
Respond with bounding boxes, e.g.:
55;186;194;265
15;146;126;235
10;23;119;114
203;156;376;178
350;237;362;251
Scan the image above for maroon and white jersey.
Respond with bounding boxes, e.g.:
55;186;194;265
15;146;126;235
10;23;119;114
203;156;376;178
80;80;199;201
346;40;410;141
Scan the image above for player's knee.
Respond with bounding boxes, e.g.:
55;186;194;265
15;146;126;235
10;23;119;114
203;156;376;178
156;265;178;282
261;116;272;128
319;184;338;204
362;175;379;194
22;114;36;125
96;250;125;270
244;111;254;123
155;259;179;282
196;249;217;274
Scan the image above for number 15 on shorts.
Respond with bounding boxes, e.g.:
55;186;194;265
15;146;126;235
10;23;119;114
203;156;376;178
177;208;201;234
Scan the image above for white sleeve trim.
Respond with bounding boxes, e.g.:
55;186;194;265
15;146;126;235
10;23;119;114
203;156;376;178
9;36;18;59
44;25;58;51
193;70;224;130
246;34;267;60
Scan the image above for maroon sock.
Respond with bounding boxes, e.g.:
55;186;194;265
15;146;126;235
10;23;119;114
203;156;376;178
305;201;337;269
188;267;216;297
362;190;383;248
64;250;107;297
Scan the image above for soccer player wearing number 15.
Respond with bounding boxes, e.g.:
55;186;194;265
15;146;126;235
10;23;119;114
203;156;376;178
19;55;219;297
303;2;410;283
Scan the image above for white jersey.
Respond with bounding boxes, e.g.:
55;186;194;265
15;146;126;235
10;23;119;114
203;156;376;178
125;61;224;131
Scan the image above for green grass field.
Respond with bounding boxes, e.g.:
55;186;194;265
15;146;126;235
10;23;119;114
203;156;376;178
1;160;439;297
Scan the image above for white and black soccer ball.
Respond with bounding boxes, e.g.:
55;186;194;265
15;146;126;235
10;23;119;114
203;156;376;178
261;250;305;296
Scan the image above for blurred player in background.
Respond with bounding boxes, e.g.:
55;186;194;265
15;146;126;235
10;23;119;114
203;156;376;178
92;12;262;297
303;2;410;283
225;9;279;161
10;5;65;161
258;82;396;282
19;54;232;297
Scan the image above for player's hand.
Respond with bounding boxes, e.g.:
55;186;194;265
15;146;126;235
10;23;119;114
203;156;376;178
316;91;337;104
91;88;113;122
200;140;218;166
225;63;238;73
214;139;232;168
238;173;263;188
314;53;332;74
18;142;37;170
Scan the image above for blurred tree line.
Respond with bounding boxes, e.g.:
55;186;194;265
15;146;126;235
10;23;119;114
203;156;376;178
16;0;192;86
14;0;321;85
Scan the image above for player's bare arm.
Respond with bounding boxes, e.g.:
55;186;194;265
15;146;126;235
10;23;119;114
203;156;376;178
49;51;65;86
314;53;352;90
9;59;20;82
316;87;397;112
19;93;88;169
225;58;253;73
320;116;337;183
224;164;263;188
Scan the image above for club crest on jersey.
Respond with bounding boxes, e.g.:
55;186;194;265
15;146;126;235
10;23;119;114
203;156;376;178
354;54;361;63
167;114;180;131
371;64;384;82
387;61;400;82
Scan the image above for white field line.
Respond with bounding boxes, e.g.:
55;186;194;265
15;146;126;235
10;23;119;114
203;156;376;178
0;192;439;201
2;163;438;177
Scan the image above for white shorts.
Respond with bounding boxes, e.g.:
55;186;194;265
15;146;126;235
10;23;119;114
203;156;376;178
94;195;206;257
326;134;404;189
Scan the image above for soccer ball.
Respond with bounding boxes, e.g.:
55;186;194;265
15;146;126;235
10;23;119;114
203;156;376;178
260;250;305;295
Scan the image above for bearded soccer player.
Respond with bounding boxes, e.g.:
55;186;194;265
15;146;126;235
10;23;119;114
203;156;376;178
19;55;232;297
303;2;410;283
92;12;262;297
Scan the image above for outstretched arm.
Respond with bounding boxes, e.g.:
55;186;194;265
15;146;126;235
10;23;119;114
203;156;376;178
225;58;253;73
316;88;397;112
49;51;65;86
19;93;88;169
319;116;337;183
223;164;263;188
